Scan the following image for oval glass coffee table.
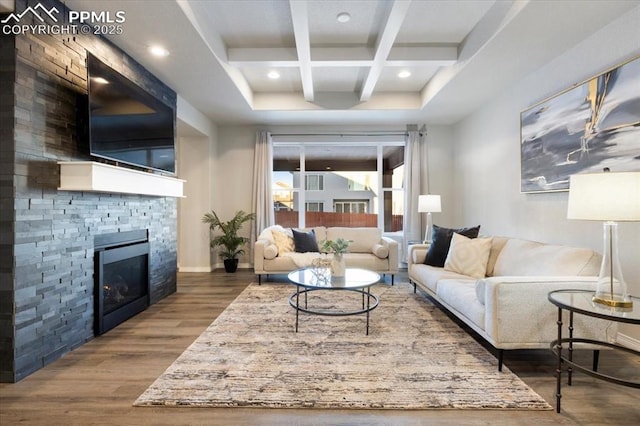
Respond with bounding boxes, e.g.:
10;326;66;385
287;268;381;335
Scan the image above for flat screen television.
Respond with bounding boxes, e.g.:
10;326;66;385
87;53;176;174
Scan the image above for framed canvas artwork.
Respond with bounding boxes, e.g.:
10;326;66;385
520;56;640;193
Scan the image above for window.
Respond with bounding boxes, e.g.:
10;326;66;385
335;201;368;214
305;202;323;212
272;141;405;231
305;174;324;191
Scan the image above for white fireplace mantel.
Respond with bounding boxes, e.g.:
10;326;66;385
58;161;185;197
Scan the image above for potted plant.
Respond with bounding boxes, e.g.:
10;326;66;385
202;210;256;273
320;238;351;277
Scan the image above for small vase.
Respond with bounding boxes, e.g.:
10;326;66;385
331;253;346;277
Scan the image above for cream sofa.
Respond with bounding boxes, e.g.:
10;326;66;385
254;226;399;284
408;236;614;370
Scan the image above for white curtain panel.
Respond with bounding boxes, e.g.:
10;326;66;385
251;131;275;247
403;129;425;262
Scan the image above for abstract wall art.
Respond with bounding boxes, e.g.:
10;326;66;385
520;56;640;193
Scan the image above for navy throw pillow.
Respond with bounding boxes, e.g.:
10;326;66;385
424;225;481;267
292;229;319;253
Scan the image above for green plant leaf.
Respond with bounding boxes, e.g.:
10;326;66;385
320;238;351;255
202;210;256;259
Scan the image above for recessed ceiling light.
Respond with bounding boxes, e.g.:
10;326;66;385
267;71;280;79
149;45;170;57
92;77;109;85
336;12;351;23
398;70;411;79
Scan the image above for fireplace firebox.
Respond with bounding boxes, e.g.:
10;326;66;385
94;230;150;335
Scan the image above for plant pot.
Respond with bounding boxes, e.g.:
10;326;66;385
223;258;239;273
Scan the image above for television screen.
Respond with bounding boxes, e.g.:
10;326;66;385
87;54;176;174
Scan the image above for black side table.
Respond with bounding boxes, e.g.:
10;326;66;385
548;289;640;413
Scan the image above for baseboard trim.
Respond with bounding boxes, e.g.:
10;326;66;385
617;332;640;351
213;262;252;270
178;263;252;272
178;266;213;272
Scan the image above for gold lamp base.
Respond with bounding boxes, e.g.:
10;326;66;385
592;295;633;308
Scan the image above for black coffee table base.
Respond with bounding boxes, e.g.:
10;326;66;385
289;286;379;335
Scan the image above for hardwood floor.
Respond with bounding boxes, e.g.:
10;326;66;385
1;270;638;425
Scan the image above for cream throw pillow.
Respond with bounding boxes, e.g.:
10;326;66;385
444;233;493;279
371;243;389;259
272;230;294;254
263;244;278;259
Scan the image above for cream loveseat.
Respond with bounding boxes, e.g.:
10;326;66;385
254;225;399;284
408;234;614;371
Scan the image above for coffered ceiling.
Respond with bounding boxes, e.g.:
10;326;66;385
206;0;486;102
62;0;637;126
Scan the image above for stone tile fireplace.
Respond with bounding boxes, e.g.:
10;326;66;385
1;0;178;382
94;230;150;335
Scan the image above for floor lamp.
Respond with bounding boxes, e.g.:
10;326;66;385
418;195;441;244
567;171;640;308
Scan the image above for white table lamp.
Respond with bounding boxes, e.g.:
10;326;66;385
418;194;441;244
567;171;640;308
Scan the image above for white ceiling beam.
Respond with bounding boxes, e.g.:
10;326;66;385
229;46;375;68
385;59;456;67
311;59;374;67
387;45;458;66
359;0;412;102
228;48;299;67
228;45;455;68
312;47;374;63
289;0;314;101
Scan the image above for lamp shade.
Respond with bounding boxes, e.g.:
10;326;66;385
567;172;640;221
418;195;441;213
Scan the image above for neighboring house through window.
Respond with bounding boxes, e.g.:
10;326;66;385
271;140;405;231
305;174;324;191
334;201;368;214
305;202;323;212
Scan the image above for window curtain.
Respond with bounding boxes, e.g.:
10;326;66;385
251;131;274;247
403;128;425;262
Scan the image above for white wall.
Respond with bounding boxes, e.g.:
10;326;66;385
214;125;259;268
423;125;456;230
176;96;218;272
451;8;640;341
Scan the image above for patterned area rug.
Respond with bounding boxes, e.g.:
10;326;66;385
134;283;552;410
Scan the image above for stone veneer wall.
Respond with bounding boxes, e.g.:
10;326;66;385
0;0;178;382
0;17;17;384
